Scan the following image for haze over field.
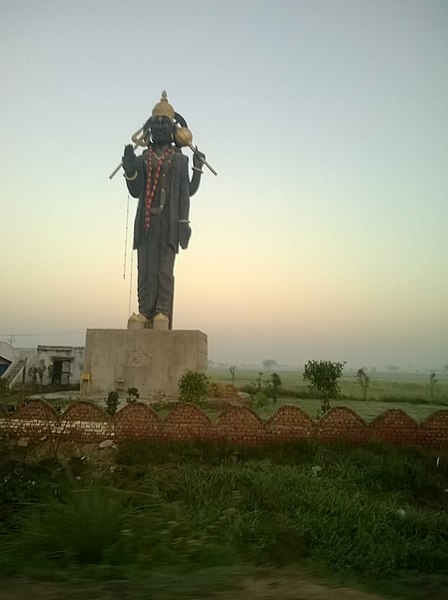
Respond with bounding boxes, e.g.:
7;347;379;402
1;0;447;370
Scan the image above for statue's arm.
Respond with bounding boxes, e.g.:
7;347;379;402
122;145;144;198
189;149;205;197
179;157;192;250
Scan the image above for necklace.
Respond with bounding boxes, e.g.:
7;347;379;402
144;146;173;231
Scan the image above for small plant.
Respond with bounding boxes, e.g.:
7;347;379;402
356;368;370;401
430;373;437;402
126;387;139;403
178;370;209;405
251;390;269;408
303;359;346;416
106;391;119;415
256;372;263;392
0;378;9;397
268;372;282;403
28;362;46;392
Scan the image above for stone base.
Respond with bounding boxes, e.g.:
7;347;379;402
83;329;208;399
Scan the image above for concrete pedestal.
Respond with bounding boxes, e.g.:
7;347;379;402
83;329;207;399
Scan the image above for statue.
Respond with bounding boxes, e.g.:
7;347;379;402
121;91;207;329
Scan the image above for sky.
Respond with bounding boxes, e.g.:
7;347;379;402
1;0;447;370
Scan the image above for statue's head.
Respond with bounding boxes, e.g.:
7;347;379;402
146;115;173;144
143;90;175;145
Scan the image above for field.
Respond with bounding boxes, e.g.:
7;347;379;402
208;368;448;422
0;439;447;599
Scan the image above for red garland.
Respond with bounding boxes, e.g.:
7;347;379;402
144;146;173;231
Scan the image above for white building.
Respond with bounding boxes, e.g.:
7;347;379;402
0;342;84;389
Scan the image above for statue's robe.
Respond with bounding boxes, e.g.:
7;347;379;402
125;148;190;323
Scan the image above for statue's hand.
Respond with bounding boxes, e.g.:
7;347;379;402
193;148;206;170
179;222;192;250
122;144;137;174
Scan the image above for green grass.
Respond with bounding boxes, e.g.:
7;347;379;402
1;440;447;599
252;397;446;422
205;368;448;422
209;368;448;403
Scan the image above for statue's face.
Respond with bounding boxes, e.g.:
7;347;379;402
150;116;173;144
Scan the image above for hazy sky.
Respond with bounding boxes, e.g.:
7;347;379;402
1;0;447;369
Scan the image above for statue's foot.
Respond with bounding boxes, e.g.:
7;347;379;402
153;312;169;330
127;312;148;330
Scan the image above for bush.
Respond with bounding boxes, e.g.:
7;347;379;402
303;359;346;415
2;488;127;566
127;387;140;403
106;391;119;415
178;371;209;405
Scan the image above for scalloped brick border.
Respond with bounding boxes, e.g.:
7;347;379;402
1;399;447;449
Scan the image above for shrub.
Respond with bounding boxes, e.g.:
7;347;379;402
303;359;346;415
268;372;282;403
127;387;140;403
178;371;210;405
106;391;119;415
4;488;126;566
251;391;269;409
356;368;370;400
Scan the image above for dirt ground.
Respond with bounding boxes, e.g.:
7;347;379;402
0;574;390;600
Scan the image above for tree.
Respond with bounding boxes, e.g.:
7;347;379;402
386;364;400;372
303;359;346;415
356;368;370;401
262;359;277;371
229;365;236;384
429;373;437;402
269;372;282;403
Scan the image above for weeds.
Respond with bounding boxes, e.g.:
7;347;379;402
1;440;447;599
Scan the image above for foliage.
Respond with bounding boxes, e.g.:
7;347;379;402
303;360;346;415
28;359;47;391
251;390;269;409
268;372;282;403
2;441;448;599
178;371;210;405
229;366;236;384
2;488;127;566
0;377;9;397
0;457;69;529
127;387;140;403
106;391;119;415
356;368;370;401
430;373;437;402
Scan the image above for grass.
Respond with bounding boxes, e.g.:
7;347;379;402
209;368;448;403
1;440;447;599
205;368;448;422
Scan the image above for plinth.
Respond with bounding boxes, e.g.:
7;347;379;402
83;329;208;398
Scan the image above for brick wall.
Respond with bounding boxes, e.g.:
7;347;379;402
1;399;448;450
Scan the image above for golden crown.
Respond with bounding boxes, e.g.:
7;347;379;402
151;90;174;123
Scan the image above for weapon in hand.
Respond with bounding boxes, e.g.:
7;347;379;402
109;125;218;179
174;127;217;176
109;126;146;180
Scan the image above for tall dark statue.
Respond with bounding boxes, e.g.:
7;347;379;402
121;92;205;328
